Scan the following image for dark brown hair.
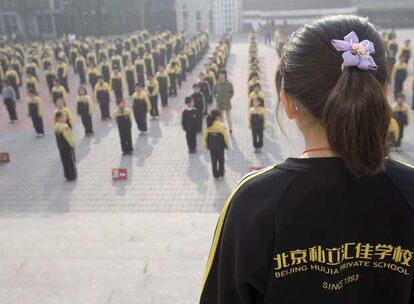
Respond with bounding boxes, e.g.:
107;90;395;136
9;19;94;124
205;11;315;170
206;109;222;128
276;15;391;177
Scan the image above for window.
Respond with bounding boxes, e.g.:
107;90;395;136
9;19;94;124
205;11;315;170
196;10;201;21
197;22;201;31
37;13;54;34
4;14;20;35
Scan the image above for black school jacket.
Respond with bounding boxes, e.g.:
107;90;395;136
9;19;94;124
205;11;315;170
200;157;414;304
182;108;198;132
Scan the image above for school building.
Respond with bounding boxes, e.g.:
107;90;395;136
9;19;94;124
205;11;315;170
0;0;177;39
242;0;414;30
175;0;243;35
1;0;413;39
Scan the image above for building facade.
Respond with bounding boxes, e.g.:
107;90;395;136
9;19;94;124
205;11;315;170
0;0;59;39
0;0;177;40
212;0;243;34
175;0;213;35
175;0;242;35
242;0;414;30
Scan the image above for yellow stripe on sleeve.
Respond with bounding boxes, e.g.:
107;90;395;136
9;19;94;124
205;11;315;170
199;165;276;297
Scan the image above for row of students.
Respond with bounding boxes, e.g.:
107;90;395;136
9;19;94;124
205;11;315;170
247;33;268;153
383;32;412;100
0;29;208;110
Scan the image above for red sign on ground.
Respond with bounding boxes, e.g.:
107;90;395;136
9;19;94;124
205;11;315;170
0;153;10;163
112;168;128;180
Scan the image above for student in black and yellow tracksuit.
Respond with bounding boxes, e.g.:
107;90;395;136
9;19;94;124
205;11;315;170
87;63;100;92
76;55;87;85
5;65;20;100
387;117;400;149
248;83;266;109
27;90;44;136
51;79;67;105
132;83;152;134
77;86;94;135
25;72;40;95
53;97;75;129
2;81;18;123
392;56;407;98
191;83;206;132
134;56;146;86
111;67;124;102
113;99;133;155
144;51;154;78
203;109;229;179
199;72;212;106
54;111;77;181
392;93;410;148
167;62;178;97
125;60;136;97
94;77;112;120
57;60;69;92
26;58;39;79
181;96;198;153
100;58;112;84
401;39;412;64
146;74;160;118
155;65;170;107
111;53;122;71
248;97;268;152
45;65;56;94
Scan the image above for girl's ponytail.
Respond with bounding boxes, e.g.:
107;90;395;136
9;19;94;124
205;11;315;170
278;15;390;176
323;69;391;177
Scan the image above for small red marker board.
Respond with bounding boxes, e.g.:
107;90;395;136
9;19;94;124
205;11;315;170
112;168;128;180
250;166;264;172
0;153;10;163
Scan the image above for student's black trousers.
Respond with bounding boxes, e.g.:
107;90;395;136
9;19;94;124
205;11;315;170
252;128;264;148
4;98;17;120
31;114;44;134
186;131;197;152
59;148;77;181
80;112;93;133
119;128;133;153
210;149;225;178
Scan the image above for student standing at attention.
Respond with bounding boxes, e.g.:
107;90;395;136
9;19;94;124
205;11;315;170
76;86;94;136
113;99;133;155
146;74;160;119
54;111;77;181
392;93;410;149
203;109;229;179
155;65;170;107
94;76;112;120
132;83;152;134
27;90;44;137
181;96;198;153
248;96;268;152
200;15;414;304
2;80;18;123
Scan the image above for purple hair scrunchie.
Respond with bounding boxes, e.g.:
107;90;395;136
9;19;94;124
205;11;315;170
331;31;378;71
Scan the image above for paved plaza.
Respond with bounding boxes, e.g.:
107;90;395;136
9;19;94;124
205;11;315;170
1;35;414;303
